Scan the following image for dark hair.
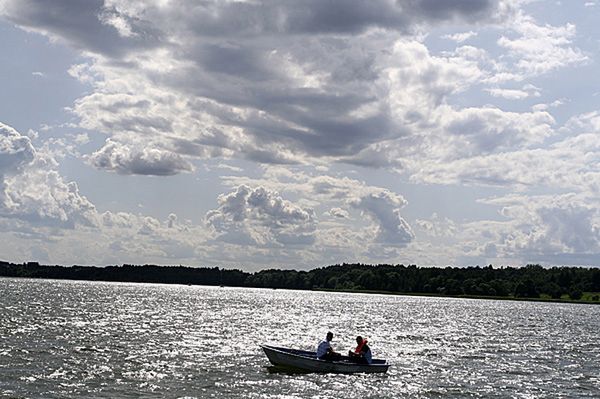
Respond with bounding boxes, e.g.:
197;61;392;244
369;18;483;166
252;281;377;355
356;336;363;342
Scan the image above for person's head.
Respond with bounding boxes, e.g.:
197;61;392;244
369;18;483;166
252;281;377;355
356;336;363;345
326;331;333;341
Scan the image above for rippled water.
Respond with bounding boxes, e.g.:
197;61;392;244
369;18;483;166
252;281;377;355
1;278;599;398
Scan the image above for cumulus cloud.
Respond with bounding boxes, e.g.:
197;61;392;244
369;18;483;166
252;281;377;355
563;111;600;133
358;40;555;167
219;169;420;250
497;12;587;78
350;189;414;245
0;122;96;228
386;41;486;127
101;210;136;229
206;173;420;254
404;193;600;267
206;185;317;246
89;139;194;176
537;205;600;253
0;122;36;174
416;213;458;238
479;194;600;262
6;171;97;228
2;127;422;267
441;106;554;156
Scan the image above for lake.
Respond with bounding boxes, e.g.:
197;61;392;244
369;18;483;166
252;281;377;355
1;278;599;398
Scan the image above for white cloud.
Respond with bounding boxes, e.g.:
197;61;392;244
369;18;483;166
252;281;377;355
0;124;212;263
72;133;90;145
0;122;36;174
350;189;414;245
99;8;135;38
328;207;349;219
89;139;194;176
0;122;96;228
386;41;486;125
101;211;136;229
531;98;565;112
213;170;419;254
411;124;600;194
445;107;553;153
563;110;600;133
486;83;541;99
206;185;317;246
401;192;600;266
479;193;600;262
416;213;458;238
442;30;477;43
497;12;587;77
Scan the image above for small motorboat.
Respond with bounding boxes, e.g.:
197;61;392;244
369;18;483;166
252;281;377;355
260;345;390;374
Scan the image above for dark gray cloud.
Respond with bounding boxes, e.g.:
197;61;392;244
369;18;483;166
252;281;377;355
1;0;162;57
163;0;503;36
195;44;275;81
1;0;512;173
2;0;505;54
414;0;499;22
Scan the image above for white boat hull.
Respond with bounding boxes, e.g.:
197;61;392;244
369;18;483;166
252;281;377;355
261;345;390;374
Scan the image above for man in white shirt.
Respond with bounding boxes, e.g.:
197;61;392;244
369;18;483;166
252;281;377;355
316;331;340;360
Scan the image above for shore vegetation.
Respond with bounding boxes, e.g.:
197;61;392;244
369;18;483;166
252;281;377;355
2;261;599;304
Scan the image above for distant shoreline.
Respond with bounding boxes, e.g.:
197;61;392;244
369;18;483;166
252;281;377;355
315;288;600;305
2;261;599;305
3;274;598;305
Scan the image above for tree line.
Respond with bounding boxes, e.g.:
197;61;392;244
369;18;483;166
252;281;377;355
1;261;599;302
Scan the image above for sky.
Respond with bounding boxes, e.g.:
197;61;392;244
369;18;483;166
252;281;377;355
1;0;600;270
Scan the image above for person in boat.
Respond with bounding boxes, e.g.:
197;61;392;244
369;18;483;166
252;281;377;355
316;331;341;360
348;336;372;364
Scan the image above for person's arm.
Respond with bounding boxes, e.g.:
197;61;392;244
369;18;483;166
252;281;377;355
327;344;335;354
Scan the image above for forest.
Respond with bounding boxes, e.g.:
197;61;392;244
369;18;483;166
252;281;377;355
1;261;599;302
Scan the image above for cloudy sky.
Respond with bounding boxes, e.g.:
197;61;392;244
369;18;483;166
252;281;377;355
1;0;600;270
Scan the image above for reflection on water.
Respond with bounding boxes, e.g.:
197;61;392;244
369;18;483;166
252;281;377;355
1;278;599;398
265;365;312;375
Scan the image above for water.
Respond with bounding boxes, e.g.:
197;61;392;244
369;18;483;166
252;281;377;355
1;278;599;398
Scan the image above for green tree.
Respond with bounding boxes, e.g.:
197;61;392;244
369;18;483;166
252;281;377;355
515;279;539;298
